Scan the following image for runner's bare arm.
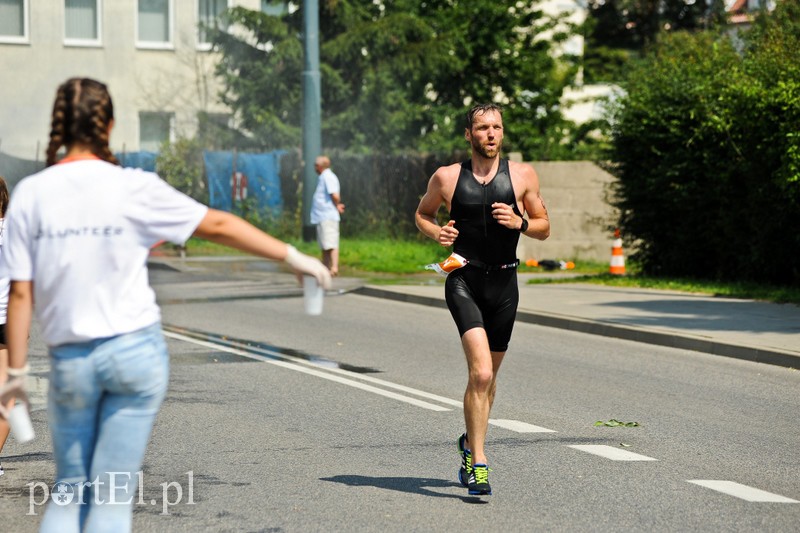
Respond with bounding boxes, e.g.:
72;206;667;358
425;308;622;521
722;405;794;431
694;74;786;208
415;167;459;247
515;162;550;240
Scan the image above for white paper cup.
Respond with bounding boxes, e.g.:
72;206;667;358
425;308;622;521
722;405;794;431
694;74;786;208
8;403;35;444
303;275;324;316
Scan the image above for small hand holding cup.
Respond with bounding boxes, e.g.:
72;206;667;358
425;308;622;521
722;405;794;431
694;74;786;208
0;377;35;444
284;245;332;316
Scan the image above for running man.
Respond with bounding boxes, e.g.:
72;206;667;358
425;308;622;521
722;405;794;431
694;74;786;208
415;104;550;495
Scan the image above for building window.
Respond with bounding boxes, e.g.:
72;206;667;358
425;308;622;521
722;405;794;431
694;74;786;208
137;0;172;48
0;0;29;43
198;0;228;50
65;0;101;46
261;1;289;16
139;112;173;152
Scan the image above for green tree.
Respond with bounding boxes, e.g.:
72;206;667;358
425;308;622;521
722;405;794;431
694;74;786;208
212;8;305;150
211;1;591;160
609;1;800;285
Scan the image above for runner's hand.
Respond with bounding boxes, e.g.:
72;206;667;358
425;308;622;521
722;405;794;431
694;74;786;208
491;202;521;230
438;220;458;247
284;245;333;289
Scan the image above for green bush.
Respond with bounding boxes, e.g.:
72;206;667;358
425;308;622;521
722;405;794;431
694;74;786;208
155;137;208;204
609;4;800;285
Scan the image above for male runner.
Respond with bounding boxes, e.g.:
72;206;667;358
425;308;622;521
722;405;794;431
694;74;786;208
415;104;550;495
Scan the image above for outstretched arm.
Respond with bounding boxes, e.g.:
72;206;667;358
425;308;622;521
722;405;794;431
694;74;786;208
193;209;332;288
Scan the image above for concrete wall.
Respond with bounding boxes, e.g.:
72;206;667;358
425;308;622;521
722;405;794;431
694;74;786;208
517;161;618;263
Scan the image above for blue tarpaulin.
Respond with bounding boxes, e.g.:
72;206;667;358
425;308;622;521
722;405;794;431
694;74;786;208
116;151;157;172
203;150;284;215
113;149;284;216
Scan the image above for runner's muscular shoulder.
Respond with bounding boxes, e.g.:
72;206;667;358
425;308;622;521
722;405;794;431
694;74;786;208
509;160;548;222
508;161;540;199
424;163;460;209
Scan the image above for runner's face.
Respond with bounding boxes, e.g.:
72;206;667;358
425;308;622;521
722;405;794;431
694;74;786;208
467;110;503;159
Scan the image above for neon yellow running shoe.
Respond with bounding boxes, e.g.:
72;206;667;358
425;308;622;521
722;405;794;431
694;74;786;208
468;463;492;496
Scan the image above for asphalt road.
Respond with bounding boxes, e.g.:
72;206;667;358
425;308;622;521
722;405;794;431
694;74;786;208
1;264;798;532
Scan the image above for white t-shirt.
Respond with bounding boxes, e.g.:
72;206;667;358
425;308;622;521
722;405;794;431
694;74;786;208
2;159;208;346
0;218;8;325
310;168;341;224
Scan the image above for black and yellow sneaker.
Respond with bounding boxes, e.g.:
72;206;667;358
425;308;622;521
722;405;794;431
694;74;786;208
457;433;472;487
468;463;492;495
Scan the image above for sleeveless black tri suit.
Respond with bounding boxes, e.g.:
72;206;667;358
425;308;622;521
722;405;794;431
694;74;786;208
445;159;522;352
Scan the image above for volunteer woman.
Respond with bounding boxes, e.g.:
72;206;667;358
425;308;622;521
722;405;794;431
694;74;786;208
0;77;330;532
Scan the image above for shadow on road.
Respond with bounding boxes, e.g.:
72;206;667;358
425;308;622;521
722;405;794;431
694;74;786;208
320;475;489;504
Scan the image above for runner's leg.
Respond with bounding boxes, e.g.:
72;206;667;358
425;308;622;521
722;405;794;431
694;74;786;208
462;328;506;466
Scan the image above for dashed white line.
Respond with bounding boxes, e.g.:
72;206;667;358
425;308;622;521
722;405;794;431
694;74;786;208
490;419;557;433
688;480;799;503
567;444;658;461
166;330;799;505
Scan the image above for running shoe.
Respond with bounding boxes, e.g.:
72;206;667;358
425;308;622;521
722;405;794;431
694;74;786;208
457;433;472;487
468;463;492;496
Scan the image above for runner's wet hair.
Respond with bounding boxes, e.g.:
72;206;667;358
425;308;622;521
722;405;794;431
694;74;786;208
46;78;119;167
466;104;503;130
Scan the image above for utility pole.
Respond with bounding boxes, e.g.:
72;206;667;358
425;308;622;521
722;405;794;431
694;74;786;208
302;0;321;241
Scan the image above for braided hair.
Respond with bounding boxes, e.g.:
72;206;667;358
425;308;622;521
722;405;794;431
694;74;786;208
0;176;8;217
46;78;119;167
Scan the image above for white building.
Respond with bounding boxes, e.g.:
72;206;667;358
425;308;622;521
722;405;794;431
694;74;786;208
0;1;291;169
536;0;620;125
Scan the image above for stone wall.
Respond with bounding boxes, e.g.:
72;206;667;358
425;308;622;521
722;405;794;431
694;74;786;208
517;161;618;263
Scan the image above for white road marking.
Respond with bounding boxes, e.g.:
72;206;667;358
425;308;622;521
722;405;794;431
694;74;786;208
166;329;797;506
567;445;658;461
688;480;799;503
168;328;464;408
490;419;557;433
164;330;451;412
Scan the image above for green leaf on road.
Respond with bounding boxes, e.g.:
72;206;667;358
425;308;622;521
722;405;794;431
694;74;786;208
595;419;640;427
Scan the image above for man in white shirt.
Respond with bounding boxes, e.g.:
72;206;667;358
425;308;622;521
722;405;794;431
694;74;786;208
310;156;345;275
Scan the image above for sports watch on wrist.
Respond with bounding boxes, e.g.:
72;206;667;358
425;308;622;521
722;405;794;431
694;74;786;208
518;218;529;233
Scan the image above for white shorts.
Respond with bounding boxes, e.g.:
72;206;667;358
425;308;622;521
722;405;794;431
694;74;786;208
316;220;340;250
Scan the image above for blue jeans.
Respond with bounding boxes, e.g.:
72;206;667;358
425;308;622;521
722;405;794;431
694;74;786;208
39;323;169;533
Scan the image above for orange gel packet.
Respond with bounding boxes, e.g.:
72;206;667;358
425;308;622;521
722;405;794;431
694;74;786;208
425;253;468;276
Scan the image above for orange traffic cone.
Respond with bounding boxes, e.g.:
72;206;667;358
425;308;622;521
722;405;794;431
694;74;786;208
609;229;625;275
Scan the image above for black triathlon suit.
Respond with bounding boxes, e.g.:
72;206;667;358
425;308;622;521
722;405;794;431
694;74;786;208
445;159;522;352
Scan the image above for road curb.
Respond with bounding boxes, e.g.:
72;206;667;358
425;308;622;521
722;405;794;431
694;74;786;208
355;286;800;370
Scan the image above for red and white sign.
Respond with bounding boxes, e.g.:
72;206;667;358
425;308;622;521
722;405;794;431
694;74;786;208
231;171;248;201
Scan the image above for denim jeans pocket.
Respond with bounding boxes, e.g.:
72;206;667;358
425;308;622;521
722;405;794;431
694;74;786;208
108;325;169;397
